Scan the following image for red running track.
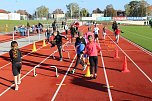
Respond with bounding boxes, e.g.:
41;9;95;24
0;25;151;101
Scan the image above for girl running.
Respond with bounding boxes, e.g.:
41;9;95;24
115;27;123;44
84;35;101;79
93;24;100;43
102;26;106;40
9;41;22;90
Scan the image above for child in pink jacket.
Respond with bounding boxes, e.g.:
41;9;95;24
84;35;101;79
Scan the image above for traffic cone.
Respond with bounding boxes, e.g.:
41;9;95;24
42;39;46;47
122;56;130;72
84;65;91;77
114;47;119;58
32;41;37;52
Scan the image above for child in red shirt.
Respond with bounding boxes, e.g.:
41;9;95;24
115;27;123;44
84;35;101;79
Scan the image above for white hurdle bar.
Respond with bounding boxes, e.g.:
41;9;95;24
50;66;59;77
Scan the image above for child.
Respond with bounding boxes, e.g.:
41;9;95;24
94;24;100;43
70;32;87;74
51;30;67;61
102;26;106;40
46;27;52;43
115;27;123;44
9;41;22;90
84;35;101;79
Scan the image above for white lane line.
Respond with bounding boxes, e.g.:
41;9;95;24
120;36;152;56
51;54;77;101
100;49;113;101
0;41;48;69
108;29;152;56
0;50;57;97
98;25;113;101
107;35;152;83
121;28;152;40
51;25;87;101
0;41;68;96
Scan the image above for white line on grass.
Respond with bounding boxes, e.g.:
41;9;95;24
108;29;152;57
120;36;152;56
122;28;152;40
107;35;152;83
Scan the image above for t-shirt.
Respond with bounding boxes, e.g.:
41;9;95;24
94;27;99;34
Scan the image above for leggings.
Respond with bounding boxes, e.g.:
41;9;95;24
73;54;84;69
89;56;98;74
57;45;62;59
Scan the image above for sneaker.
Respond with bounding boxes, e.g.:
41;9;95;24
15;85;18;91
82;64;87;71
70;69;75;74
17;81;21;85
59;58;63;61
94;74;97;79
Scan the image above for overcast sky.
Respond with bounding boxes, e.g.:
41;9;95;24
0;0;152;14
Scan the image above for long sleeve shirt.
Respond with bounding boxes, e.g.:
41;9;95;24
85;42;101;56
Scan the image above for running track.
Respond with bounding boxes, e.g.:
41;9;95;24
0;25;151;101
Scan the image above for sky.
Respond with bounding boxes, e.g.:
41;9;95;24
0;0;152;14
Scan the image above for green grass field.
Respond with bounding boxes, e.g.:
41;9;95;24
119;25;152;52
0;20;54;32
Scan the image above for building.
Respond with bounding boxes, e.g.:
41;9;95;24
52;9;65;19
0;9;20;20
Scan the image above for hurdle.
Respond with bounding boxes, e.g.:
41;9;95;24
33;65;59;77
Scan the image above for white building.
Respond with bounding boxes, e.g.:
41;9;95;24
8;13;20;20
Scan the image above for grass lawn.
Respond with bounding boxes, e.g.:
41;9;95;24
119;25;152;52
0;20;54;32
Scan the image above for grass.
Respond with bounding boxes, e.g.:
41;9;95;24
119;25;152;52
0;20;54;32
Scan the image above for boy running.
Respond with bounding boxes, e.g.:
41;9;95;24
70;32;87;74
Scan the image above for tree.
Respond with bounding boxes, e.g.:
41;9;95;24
125;0;150;17
36;5;49;18
80;8;89;17
92;8;103;13
66;3;79;18
104;4;116;17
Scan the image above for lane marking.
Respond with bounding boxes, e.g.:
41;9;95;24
51;25;87;101
107;35;152;83
56;84;66;86
0;41;48;69
0;41;69;96
108;29;152;56
51;54;77;101
98;25;113;101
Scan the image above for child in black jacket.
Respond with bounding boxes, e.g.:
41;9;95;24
51;31;67;61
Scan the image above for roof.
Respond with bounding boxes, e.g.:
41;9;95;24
0;9;8;13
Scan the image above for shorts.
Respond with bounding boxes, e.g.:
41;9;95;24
12;62;22;76
94;34;98;39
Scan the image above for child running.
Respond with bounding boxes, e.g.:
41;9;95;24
115;27;123;44
9;41;22;90
102;26;106;40
84;35;101;79
51;30;67;61
93;24;100;43
70;32;87;74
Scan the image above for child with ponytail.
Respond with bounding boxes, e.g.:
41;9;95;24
9;41;22;90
